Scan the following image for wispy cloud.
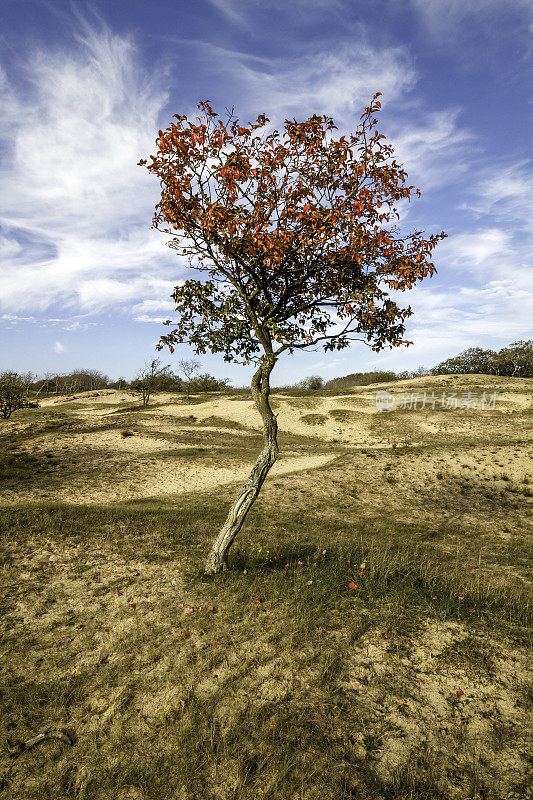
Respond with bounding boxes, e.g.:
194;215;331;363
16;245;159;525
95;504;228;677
54;341;66;354
204;0;249;28
190;39;473;194
385;109;475;189
205;0;345;27
461;160;533;232
437;228;512;270
0;20;183;316
195;39;417;122
410;0;533;33
400;241;533;362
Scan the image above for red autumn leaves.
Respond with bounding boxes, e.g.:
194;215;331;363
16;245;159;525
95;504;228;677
141;94;446;365
177;603;216;615
348;560;367;590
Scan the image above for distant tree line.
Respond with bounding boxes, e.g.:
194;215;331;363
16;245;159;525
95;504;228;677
278;340;533;390
429;341;532;378
0;361;233;420
18;364;231;398
1;340;530;421
32;369;110;395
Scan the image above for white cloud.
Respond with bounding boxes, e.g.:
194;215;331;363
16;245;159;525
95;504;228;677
54;341;66;354
0;235;22;259
192;40;473;195
197;40;416;122
437;228;512;270
400;272;533;359
411;0;533;33
0;21;184;316
1;313;37;324
461;160;533;232
205;0;345;27
204;0;249;27
385;109;475;189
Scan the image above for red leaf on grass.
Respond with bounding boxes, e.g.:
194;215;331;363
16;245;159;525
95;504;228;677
348;582;358;590
456;689;464;697
130;603;137;610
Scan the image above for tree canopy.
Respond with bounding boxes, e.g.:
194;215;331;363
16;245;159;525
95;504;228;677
141;94;445;365
0;372;34;420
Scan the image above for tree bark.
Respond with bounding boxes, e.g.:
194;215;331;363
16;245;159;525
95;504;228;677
204;355;278;574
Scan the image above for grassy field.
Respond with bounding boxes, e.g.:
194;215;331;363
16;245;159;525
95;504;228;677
0;376;531;799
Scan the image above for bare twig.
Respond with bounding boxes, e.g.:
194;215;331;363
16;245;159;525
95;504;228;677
6;728;76;759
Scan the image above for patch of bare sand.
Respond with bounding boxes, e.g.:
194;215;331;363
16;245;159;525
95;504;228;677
38;391;132;408
147;452;336;500
10;453;337;505
159;395;379;444
43;429;198;454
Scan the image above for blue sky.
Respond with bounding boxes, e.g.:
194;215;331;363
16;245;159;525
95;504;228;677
1;0;531;386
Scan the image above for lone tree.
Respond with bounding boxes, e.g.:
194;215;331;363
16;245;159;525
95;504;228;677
0;371;32;420
177;358;201;400
140;94;446;574
298;375;324;391
130;359;171;406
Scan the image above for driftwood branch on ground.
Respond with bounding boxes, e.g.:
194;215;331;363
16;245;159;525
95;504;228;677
6;728;76;759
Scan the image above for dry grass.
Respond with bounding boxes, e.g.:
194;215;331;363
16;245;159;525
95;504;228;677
0;376;531;799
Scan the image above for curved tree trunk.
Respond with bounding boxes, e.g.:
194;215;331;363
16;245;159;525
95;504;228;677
204;356;278;574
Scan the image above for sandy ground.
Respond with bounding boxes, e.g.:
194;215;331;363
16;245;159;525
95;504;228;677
4;375;531;506
1;377;531;799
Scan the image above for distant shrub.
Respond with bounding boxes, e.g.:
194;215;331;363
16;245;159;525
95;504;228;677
189;373;231;392
329;409;358;422
296;375;324;390
300;413;328;425
325;370;398;389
